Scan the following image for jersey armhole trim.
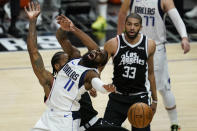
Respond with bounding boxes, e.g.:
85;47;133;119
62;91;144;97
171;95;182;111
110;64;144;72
113;35;120;60
145;37;148;58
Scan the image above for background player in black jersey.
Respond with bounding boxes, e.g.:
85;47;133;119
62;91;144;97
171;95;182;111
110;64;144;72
102;13;158;131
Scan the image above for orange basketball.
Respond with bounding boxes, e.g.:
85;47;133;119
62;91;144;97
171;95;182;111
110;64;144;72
20;0;29;8
127;102;153;128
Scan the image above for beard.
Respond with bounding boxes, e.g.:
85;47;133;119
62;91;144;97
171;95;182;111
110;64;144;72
125;30;140;40
81;52;99;68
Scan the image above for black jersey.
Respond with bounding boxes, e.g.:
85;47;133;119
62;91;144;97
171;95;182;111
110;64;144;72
112;33;150;94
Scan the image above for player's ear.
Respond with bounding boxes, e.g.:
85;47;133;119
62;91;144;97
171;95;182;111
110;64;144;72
54;63;60;72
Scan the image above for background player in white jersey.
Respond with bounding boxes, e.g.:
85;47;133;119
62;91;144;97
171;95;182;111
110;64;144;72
117;0;190;130
102;13;157;131
25;2;115;131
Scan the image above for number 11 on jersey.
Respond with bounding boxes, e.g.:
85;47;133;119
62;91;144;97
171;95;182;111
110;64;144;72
64;78;75;92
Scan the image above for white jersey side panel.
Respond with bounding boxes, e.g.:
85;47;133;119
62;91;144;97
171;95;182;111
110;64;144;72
130;0;166;45
47;59;95;112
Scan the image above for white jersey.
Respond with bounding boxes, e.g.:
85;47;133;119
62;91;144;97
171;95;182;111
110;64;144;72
130;0;167;45
47;58;97;112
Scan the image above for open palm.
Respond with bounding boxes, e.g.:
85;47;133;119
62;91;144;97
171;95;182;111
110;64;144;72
24;2;40;21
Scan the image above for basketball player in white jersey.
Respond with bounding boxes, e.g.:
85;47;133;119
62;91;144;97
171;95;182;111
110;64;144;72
118;0;190;130
25;2;115;131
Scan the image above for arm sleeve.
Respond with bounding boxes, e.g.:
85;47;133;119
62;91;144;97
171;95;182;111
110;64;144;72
91;77;108;94
167;8;188;38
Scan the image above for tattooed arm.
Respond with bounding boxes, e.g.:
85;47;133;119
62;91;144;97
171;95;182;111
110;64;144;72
25;2;53;97
56;15;99;51
56;28;81;59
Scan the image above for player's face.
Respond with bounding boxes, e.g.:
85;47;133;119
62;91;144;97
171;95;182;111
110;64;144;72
82;49;107;68
125;17;142;39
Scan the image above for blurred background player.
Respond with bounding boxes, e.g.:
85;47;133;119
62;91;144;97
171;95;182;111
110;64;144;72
91;0;108;31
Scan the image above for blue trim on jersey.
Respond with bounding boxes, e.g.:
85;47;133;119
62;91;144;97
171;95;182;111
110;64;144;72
158;0;164;19
78;70;89;89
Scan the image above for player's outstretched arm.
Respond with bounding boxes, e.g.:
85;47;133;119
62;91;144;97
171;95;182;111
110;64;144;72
117;0;130;35
147;39;157;114
56;15;99;51
25;2;53;97
56;28;81;59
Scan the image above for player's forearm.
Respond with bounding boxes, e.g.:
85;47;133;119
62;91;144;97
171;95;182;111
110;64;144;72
149;74;157;101
56;28;73;52
167;8;188;38
56;28;68;41
27;20;38;54
71;26;99;50
117;13;126;35
27;20;46;77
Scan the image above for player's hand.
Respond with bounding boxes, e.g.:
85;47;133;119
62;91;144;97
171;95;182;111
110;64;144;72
103;84;116;92
181;37;190;54
89;88;97;97
150;102;157;115
24;2;40;21
56;14;75;31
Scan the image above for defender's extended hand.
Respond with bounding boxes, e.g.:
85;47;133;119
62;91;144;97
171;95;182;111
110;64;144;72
56;14;75;31
89;88;97;97
24;2;40;21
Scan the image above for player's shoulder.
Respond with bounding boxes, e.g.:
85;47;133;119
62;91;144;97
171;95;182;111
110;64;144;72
104;37;118;52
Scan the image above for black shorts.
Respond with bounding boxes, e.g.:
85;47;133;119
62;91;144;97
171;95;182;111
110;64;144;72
104;92;151;131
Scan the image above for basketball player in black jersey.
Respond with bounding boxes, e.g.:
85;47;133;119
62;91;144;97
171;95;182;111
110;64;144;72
102;13;158;131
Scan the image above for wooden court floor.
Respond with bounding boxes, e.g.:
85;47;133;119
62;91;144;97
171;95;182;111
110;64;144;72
0;43;197;131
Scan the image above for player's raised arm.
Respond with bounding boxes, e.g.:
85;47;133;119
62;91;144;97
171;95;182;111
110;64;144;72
56;27;81;59
25;2;53;97
117;0;130;35
56;15;99;51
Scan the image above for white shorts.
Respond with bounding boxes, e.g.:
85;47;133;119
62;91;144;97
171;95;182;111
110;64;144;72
31;108;80;131
154;44;171;91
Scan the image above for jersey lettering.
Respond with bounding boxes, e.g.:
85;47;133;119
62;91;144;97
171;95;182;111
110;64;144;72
135;6;155;15
63;64;80;81
119;51;145;66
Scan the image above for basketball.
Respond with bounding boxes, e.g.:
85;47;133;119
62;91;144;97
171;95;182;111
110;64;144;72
127;102;153;128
